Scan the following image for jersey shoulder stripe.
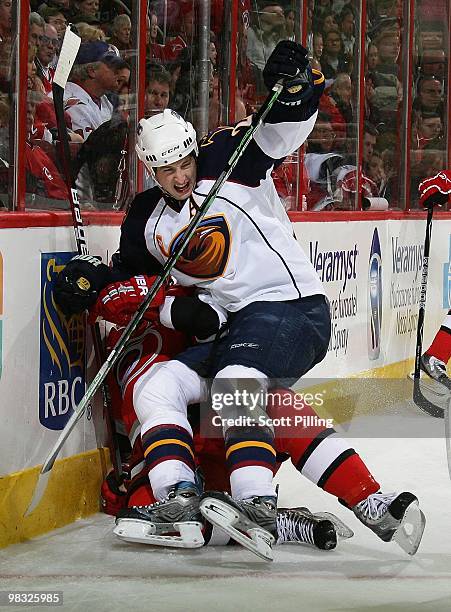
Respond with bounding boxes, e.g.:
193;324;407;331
112;187;163;278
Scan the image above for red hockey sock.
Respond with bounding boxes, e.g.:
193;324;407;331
426;315;451;364
269;388;380;508
320;454;380;507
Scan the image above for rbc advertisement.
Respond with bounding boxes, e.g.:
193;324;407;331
39;252;86;430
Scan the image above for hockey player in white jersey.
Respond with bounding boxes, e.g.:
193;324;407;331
116;41;331;560
56;41;425;561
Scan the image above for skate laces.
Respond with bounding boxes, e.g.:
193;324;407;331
429;356;447;375
276;511;315;545
355;492;397;520
423;354;447;377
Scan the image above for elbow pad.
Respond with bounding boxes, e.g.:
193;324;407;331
162;296;223;340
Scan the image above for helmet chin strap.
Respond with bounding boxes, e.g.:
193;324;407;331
148;166;189;211
147;152;197;211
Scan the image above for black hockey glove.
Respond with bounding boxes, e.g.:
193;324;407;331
263;40;314;105
54;255;111;316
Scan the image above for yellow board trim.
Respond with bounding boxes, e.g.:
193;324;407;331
0;447;110;549
226;441;276;460
143;438;194;459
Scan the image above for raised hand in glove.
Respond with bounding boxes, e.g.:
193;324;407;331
263;40;313;105
419;171;451;208
54;254;111;316
88;275;166;326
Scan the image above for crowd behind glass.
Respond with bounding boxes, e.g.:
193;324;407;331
0;0;448;211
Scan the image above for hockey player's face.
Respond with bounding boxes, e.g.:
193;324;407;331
155;155;197;200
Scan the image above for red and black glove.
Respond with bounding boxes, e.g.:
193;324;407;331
419;170;451;209
88;275;166;326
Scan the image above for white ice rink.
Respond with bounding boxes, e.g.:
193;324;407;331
2;411;451;612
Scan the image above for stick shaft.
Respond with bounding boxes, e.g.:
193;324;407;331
412;205;445;418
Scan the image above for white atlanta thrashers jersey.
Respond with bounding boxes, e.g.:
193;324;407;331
113;72;326;311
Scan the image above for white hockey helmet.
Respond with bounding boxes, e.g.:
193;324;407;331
135;109;198;175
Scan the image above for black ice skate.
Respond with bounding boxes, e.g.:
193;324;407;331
113;481;204;548
199;491;277;561
420;353;451;391
352;491;425;555
276;507;354;550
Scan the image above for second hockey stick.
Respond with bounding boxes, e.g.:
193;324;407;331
412;204;445;418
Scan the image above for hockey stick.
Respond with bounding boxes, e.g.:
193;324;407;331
25;27;123;515
411;205;446;418
26;77;285;510
52;30;125;482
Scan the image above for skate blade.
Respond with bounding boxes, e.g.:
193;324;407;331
113;519;204;548
200;497;274;561
393;501;426;556
311;512;354;539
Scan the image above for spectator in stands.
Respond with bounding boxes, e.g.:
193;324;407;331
413;111;443;150
0;36;12;91
418;49;446;81
25;93;69;202
0;0;12;44
37;0;70;14
321;27;350;79
338;5;355;57
418;23;445;52
362;121;378;174
247;1;286;72
75;22;107;42
284;7;296;41
35;23;58;94
70;0;99;23
410;148;445;207
64;41;128;202
209;30;218;71
366;150;387;195
30;12;45;49
108;14;132;59
366;43;379;71
319;12;338;36
372;20;401;76
312;32;324;63
107;60;131;117
320;71;353;152
305;112;344;210
413;76;444;115
40;7;67;42
64;41;123;140
307;112;337;155
144;62;171;117
147;12;165;62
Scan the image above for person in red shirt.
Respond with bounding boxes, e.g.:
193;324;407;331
25;97;69;201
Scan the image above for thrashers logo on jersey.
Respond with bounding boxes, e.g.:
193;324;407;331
156;214;231;280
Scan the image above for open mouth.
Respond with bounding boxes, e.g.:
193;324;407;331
174;181;191;196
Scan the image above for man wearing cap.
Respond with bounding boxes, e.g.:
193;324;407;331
63;40;129;202
63;40;128;141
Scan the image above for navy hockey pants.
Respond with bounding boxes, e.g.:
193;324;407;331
176;294;331;384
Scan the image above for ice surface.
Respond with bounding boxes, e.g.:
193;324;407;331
1;408;451;611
